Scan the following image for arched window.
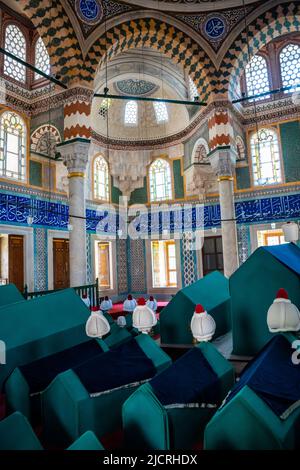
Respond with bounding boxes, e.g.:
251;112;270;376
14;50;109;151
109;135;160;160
250;128;282;186
0;111;27;181
279;43;300;92
153;102;168;123
93;155;109;201
35;37;50;80
124;100;138;125
4;25;26;83
245;55;270;101
149;158;172;202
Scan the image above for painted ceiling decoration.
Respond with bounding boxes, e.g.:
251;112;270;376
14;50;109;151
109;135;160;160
69;0;134;37
176;5;255;51
14;0;300;98
88;18;215;99
118;0;260;12
75;0;104;24
114;79;159;96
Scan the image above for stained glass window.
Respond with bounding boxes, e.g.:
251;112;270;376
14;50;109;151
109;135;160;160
93;155;109;201
280;44;300;93
0;111;27;181
149;158;172;202
245;55;270;101
124;100;138;125
189;77;198;100
4;25;26;83
35;37;50;80
153;102;168;123
250;128;282;186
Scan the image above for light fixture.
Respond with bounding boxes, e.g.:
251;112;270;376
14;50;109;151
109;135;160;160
132;298;157;334
212;227;217;234
68;223;73;232
85;306;110;338
190;304;216;342
282;221;299;243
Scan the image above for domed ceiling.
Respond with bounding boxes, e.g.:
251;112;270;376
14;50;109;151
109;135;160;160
122;0;260;12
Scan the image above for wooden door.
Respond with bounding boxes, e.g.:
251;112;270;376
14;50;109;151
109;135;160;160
202;236;224;276
53;239;69;289
98;242;111;289
8;234;24;292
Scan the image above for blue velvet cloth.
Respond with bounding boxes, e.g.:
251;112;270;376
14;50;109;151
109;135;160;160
263;243;300;275
17;340;102;394
150;347;220;406
225;335;300;418
73;338;156;394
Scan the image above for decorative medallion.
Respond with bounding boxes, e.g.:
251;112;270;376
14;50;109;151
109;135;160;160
115;79;158;97
203;14;227;40
75;0;103;24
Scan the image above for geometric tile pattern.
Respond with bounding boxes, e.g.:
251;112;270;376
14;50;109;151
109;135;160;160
129;238;146;294
86;232;92;284
181;232;198;287
34;227;48;291
237;225;250;266
117;238;128;294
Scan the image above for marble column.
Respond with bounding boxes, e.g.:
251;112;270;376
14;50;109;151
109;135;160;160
58;140;90;287
209;148;239;278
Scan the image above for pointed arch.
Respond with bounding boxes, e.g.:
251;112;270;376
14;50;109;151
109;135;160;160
87;18;215;101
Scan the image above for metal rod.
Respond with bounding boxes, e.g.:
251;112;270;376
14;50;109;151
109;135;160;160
94;93;207;106
0;47;67;89
232;83;300;104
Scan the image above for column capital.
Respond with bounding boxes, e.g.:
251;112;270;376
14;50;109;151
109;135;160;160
58;139;90;174
208;146;237;180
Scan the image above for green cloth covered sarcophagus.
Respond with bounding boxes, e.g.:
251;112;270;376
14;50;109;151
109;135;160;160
0;283;24;307
0;412;104;450
0;289;92;387
230;243;300;356
41;334;171;446
123;342;234;450
160;271;231;346
204;333;300;450
5;338;109;421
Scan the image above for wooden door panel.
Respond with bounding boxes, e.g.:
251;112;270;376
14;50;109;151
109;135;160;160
53;239;69;289
8;235;24;292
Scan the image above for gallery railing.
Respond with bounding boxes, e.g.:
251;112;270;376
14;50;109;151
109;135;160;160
23;278;100;307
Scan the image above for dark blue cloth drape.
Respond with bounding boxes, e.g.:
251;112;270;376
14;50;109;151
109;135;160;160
150;347;220;406
225;335;300;418
74;338;156;394
18;340;102;394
